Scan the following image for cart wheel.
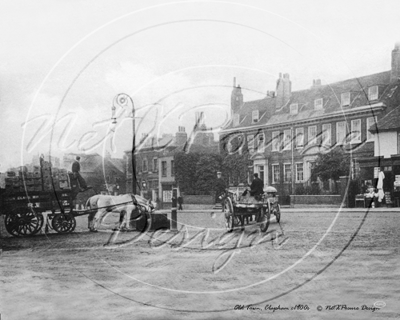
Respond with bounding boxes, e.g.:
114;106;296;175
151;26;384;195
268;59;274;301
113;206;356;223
4;214;19;237
275;204;281;223
224;198;235;232
260;206;271;232
5;210;44;237
52;213;76;234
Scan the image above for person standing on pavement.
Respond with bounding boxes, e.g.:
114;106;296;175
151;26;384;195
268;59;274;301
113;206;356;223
178;195;183;210
71;156;90;191
215;171;227;204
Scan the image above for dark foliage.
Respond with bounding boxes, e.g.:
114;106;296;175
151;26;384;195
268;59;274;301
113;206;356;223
222;152;249;186
174;152;199;194
175;152;223;195
311;148;351;183
195;154;223;195
295;183;321;195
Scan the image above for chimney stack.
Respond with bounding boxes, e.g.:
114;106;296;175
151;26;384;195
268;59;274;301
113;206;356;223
276;73;291;109
231;79;243;115
391;42;400;82
266;90;275;98
175;126;187;146
312;79;322;88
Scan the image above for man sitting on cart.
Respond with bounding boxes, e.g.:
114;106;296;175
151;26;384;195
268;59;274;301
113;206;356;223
72;156;90;192
250;173;264;200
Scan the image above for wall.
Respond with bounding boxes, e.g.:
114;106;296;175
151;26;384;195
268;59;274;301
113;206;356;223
374;131;397;158
290;194;343;207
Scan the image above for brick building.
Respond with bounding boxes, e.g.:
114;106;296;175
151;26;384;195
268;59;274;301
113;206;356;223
125;112;219;206
219;43;400;204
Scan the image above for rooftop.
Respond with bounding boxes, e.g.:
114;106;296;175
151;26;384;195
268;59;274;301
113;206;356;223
223;71;400;132
370;104;400;132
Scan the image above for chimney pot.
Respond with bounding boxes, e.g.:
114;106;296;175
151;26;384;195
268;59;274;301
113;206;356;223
312;79;321;87
275;72;291;109
267;90;275;98
391;42;400;82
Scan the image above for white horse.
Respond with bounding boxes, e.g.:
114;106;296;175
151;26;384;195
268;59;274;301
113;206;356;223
85;194;155;232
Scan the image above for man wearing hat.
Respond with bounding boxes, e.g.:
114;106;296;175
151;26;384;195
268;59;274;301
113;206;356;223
250;173;264;199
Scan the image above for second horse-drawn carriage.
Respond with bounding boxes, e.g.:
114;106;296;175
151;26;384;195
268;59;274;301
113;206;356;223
222;186;281;233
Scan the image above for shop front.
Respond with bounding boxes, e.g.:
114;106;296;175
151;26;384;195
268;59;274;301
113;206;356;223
359;155;400;207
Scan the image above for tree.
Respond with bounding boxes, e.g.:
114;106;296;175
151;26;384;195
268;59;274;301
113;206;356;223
174;152;198;194
311;148;350;192
222;151;249;187
175;152;223;195
194;154;223;194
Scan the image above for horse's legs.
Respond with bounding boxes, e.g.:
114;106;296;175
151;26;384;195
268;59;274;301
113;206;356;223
88;211;96;230
118;211;125;229
125;209;131;229
95;210;109;229
118;210;128;230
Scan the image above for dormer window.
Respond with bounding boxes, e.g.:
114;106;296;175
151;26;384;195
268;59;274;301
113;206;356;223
233;114;240;126
341;92;351;107
290;103;298;115
314;98;323;110
252;110;259;123
368;86;378;101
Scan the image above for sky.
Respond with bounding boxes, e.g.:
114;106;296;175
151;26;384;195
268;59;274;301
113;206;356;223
1;0;400;170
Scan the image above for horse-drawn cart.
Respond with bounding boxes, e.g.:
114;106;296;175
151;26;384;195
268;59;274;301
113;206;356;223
222;186;281;233
0;177;158;237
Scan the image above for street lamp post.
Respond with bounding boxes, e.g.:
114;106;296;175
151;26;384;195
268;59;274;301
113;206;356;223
291;126;295;196
112;93;138;194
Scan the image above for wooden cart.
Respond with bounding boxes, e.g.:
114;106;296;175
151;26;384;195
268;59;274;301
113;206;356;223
0;189;82;237
222;186;281;233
